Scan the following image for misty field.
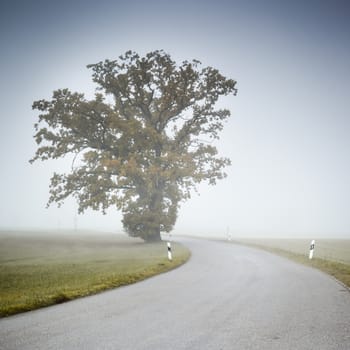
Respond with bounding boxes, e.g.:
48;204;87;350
235;238;350;264
234;238;350;288
0;231;190;317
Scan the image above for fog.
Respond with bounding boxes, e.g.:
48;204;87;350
1;0;349;238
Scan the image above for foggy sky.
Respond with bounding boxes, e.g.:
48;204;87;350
1;0;349;238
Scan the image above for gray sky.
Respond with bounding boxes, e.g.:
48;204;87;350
1;0;349;238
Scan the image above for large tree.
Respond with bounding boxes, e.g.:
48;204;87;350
31;50;237;242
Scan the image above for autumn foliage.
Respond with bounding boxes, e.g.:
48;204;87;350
31;50;237;242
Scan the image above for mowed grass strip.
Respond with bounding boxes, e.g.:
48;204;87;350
0;231;190;317
233;238;350;289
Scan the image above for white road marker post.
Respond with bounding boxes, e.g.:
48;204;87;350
309;239;315;259
167;241;172;261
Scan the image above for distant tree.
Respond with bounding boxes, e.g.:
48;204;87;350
31;50;237;242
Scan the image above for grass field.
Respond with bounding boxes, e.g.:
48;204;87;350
233;238;350;288
0;231;190;317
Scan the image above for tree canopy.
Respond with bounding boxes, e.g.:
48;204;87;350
31;50;237;242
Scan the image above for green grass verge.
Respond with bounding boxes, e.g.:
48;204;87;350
0;231;190;317
233;241;350;289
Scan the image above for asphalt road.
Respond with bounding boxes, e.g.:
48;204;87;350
1;238;349;350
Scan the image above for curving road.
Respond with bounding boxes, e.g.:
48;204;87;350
1;238;349;350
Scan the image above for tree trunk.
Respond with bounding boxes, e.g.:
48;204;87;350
144;173;163;243
144;230;162;243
